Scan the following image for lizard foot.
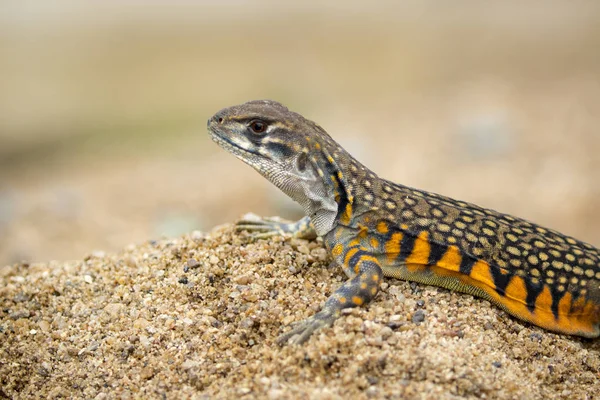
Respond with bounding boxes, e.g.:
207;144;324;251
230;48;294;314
276;310;337;346
236;214;316;240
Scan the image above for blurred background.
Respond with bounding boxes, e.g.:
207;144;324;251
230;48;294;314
1;1;599;265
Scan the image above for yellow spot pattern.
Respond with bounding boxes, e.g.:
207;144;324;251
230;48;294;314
369;237;379;249
332;243;343;257
377;221;388;234
352;296;364;306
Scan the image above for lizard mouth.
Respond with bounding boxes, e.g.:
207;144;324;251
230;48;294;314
208;128;262;159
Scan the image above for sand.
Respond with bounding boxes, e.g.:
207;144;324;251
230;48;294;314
1;224;598;399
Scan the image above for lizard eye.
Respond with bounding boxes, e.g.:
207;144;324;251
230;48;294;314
249;120;267;135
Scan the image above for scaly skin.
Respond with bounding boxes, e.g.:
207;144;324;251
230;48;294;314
207;99;600;345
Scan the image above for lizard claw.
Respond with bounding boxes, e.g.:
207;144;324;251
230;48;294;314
276;310;336;346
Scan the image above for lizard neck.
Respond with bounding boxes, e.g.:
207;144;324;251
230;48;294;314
302;137;371;236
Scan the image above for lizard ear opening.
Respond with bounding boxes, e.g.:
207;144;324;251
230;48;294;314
297;152;308;172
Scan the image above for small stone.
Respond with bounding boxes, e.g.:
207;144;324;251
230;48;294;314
146;325;157;334
139;335;151;348
297;244;310;255
191;230;205;240
140;366;155;380
83;275;93;284
238;388;251;395
387;334;398;345
392;292;405;303
311;248;328;262
13;292;29;302
492;361;502;368
512;348;523;358
164;318;175;329
124;256;138;268
367;376;379;385
38;320;51;332
10;310;31;320
366;386;378;398
104;303;124;318
91;251;106;258
529;332;543;341
67;347;79;357
121;344;135;360
387;321;404;330
79;341;100;355
134;319;149;330
380;326;393;340
233;274;253;285
259;377;270;386
412;309;426;323
209;255;219;265
240;318;255;329
178;276;188;284
187;259;199;269
268;389;285;399
181;360;200;369
365;336;383;347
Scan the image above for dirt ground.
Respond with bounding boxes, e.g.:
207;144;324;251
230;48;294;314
1;224;598;399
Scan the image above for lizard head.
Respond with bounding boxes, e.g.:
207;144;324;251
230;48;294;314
207;99;340;235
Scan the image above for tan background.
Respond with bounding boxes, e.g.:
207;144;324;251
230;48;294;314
1;1;599;266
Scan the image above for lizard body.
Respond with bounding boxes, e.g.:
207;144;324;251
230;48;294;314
208;99;600;345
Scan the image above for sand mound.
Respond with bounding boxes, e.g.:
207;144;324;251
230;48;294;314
1;225;598;399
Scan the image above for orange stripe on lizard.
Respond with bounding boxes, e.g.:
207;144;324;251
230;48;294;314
384;232;403;262
436;245;462;273
405;231;431;265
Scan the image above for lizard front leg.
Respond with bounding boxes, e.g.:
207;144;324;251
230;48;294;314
277;246;383;345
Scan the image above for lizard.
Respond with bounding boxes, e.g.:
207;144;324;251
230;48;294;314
207;99;600;345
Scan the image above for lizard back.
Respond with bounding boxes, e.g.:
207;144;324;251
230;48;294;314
339;166;600;337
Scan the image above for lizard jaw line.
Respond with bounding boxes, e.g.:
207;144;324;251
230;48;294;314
209;130;263;159
211;132;311;182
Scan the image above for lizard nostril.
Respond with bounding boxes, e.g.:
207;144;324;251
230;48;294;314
217;117;223;124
